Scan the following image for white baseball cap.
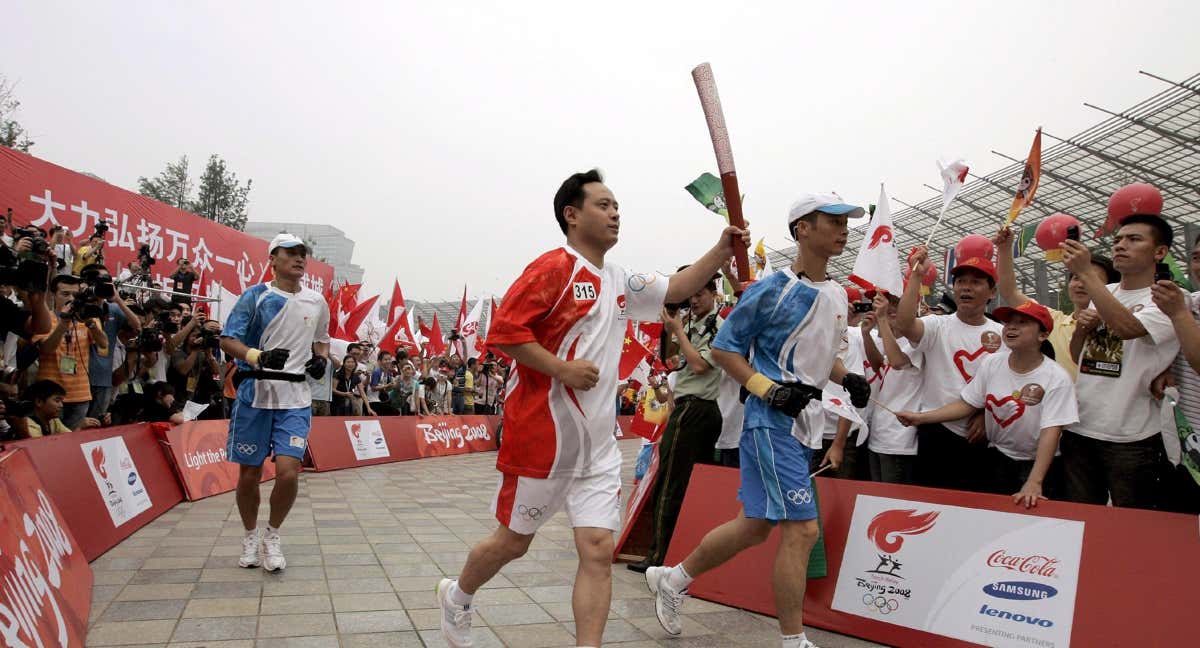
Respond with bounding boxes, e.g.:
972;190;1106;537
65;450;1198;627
268;233;308;255
787;192;865;232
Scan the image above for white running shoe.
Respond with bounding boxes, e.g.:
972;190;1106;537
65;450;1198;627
237;530;261;568
262;530;286;572
799;639;821;648
646;566;687;635
436;578;474;648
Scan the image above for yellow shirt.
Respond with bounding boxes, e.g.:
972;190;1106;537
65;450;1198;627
26;417;72;437
1047;308;1079;381
464;371;475;408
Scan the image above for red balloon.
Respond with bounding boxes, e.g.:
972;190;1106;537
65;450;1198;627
1108;183;1163;222
1034;213;1081;261
954;235;995;263
922;261;938;286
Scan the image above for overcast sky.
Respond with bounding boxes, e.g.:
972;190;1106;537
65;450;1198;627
6;1;1198;302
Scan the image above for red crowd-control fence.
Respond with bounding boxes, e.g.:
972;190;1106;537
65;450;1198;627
0;448;93;647
665;465;1196;648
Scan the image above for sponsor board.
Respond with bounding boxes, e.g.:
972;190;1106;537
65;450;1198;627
79;437;152;527
0;449;92;647
345;420;390;461
832;494;1082;648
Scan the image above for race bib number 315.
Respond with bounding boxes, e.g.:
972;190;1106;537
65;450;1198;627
573;282;597;301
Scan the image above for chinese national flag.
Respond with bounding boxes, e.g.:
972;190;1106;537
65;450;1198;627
619;321;653;382
637;322;663;361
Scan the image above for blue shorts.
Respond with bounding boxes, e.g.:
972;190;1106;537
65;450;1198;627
739;426;817;522
227;399;312;466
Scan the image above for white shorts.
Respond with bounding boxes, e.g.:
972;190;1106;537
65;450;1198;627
490;468;622;535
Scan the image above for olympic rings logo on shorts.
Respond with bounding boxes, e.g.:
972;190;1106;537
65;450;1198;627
517;505;545;521
235;443;259;455
862;593;899;614
786;488;812;505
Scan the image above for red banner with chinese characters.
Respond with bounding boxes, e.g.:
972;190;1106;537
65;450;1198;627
0;448;92;648
160;420;277;501
0;146;335;295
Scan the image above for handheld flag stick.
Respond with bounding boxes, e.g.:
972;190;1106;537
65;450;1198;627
811;463;836;478
869;396;898;416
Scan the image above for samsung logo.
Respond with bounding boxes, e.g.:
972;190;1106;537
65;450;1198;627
983;581;1058;601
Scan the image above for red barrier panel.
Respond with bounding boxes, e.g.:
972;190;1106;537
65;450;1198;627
160;421;277;501
666;465;1197;648
306;415;499;471
0;448;92;647
0;146;335;294
7;424;185;561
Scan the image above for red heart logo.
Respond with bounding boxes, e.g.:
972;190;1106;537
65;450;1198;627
952;346;991;382
985;394;1025;428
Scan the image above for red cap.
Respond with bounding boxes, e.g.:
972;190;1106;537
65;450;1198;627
951;256;997;283
993;300;1054;333
843;285;864;302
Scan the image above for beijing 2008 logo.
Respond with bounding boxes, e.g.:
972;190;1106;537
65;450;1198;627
855;508;939;614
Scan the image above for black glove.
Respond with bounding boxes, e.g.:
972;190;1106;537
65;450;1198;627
739;381;821;418
258;348;291;370
842;372;871;409
304;355;327;380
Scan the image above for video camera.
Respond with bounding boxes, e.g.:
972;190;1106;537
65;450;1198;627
137;243;155;271
1;398;34;418
0;226;50;292
197;326;221;350
448;328;462;342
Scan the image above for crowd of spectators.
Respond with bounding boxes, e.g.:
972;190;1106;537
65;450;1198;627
0;216;507;441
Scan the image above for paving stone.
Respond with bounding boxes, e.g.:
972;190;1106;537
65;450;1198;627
257;613;337;637
87;619;177;645
182;596;260;618
334;610;413;633
100;599;187;621
259;594;332;615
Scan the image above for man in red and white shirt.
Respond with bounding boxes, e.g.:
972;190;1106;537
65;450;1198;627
436;169;748;648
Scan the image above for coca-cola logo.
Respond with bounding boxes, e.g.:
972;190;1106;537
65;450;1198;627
986;550;1060;579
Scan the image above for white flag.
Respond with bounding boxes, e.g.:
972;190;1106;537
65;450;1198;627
821;388;866;430
460;298;486;360
938;158;970;210
849;185;903;296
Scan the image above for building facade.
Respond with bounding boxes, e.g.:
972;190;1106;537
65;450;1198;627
244;221;364;284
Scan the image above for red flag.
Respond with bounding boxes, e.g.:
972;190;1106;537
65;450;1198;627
387;279;407;326
418;317;432;342
426;313;447;356
331;283;363;339
637;322;663;361
619;321;653;381
482;298;513;364
378;314;418;355
338;295;379;342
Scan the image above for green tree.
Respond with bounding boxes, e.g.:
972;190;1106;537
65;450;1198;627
137;156;193;209
193;155;252;231
0;75;34;152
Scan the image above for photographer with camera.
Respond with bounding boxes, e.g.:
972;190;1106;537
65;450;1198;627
0;228;54;340
170;311;224;419
72;229;106;276
629;270;725;573
170;258;198;300
33;274;109;430
77;264;141;420
0;208;12;247
48;226;75;276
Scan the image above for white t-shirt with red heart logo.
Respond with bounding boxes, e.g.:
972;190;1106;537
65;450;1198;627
912;313;1007;437
868;335;925;456
961;353;1079;461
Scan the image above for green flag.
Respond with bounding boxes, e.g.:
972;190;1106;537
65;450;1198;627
1167;393;1200;487
1013;223;1038;257
685;172;729;222
807;481;828;578
1164;251;1194;291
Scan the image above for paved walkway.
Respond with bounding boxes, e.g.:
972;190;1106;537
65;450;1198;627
86;440;887;647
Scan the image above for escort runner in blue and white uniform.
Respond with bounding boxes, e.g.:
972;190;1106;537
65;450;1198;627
220;233;330;572
647;193;873;648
